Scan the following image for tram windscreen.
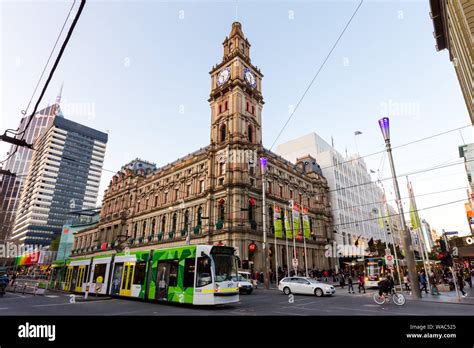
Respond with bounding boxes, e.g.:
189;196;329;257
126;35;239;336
366;261;381;279
212;253;238;282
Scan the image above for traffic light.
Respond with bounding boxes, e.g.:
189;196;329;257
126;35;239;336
439;239;448;253
437;251;453;267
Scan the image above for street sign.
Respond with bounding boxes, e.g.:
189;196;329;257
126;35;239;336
443;231;458;235
292;258;298;268
385;254;394;267
385;248;391;256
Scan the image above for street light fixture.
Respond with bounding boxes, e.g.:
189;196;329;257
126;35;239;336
378;117;421;299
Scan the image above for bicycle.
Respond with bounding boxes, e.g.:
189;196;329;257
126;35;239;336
373;288;406;306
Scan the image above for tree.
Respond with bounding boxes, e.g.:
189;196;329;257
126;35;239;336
49;235;61;251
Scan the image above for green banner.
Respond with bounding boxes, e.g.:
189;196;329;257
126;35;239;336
274;204;283;238
284;209;292;239
302;207;311;239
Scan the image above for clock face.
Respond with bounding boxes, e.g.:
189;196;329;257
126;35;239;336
217;67;231;86
244;68;256;88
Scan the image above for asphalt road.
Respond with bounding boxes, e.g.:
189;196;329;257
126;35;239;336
0;287;473;316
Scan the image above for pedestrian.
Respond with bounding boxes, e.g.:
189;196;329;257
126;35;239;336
457;272;467;297
347;275;354;294
339;272;345;289
323;270;328;282
429;270;439;295
419;271;428;294
403;273;410;291
464;269;472;288
10;272;17;287
358;273;366;293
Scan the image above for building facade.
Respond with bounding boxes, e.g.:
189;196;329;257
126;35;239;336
430;0;474;123
10;116;108;246
0;97;61;243
277;133;401;250
57;208;101;261
71;22;333;273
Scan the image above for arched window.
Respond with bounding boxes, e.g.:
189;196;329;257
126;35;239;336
248;125;253;143
151;218;156;236
224;101;228;111
184;210;190;230
251;105;255;115
133;223;138;239
220;124;226;143
161;216;166;232
142;221;147;237
172;213;177;232
197;207;203;226
219;204;225;222
219;104;222;114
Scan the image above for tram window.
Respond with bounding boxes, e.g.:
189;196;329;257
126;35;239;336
93;264;106;283
196;256;212;287
133;262;147;285
183;258;195;288
169;260;179;287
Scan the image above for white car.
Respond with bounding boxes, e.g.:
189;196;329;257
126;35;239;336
232;273;254;294
278;277;335;297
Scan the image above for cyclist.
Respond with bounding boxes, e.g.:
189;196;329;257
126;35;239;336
378;273;394;297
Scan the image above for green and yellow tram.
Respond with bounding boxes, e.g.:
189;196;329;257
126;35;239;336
50;245;239;305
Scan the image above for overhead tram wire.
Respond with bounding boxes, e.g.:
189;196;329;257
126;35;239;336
269;0;364;151
0;0;85;166
14;0;86;140
21;0;77;118
330;198;467;230
328;158;474;194
318;124;471;172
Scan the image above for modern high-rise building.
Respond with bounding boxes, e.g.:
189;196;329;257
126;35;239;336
0;93;62;243
277;133;399;249
10;114;108;246
429;0;474;123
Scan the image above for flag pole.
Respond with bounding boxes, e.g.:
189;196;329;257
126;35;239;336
284;209;290;277
302;204;309;277
273;204;279;285
290;200;297;276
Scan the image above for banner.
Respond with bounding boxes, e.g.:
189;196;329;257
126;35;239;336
274;204;283;238
302;207;311;239
293;203;301;240
284;209;292;239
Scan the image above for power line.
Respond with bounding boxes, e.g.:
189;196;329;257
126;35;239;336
330;186;467;214
21;1;77;117
328;158;471;194
15;0;86;140
329;198;467;230
319;124;471;172
269;0;364;150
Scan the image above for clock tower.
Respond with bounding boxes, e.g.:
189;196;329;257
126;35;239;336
209;22;264;148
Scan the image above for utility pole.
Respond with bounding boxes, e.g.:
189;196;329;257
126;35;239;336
378;117;421;299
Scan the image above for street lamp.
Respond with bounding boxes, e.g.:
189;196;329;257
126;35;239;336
260;157;270;290
378;117;421;299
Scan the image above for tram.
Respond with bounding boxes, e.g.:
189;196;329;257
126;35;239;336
50;245;239;305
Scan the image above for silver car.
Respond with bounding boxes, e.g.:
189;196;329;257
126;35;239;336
278;277;335;297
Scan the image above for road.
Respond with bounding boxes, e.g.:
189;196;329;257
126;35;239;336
1;287;473;316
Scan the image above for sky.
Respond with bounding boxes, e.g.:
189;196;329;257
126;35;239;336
1;0;472;237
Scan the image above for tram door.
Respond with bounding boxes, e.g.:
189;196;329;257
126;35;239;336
64;266;73;291
75;266;86;292
119;262;135;296
70;267;79;291
111;262;124;296
155;261;170;301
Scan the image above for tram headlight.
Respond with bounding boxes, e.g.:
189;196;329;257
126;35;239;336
215;283;220;292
